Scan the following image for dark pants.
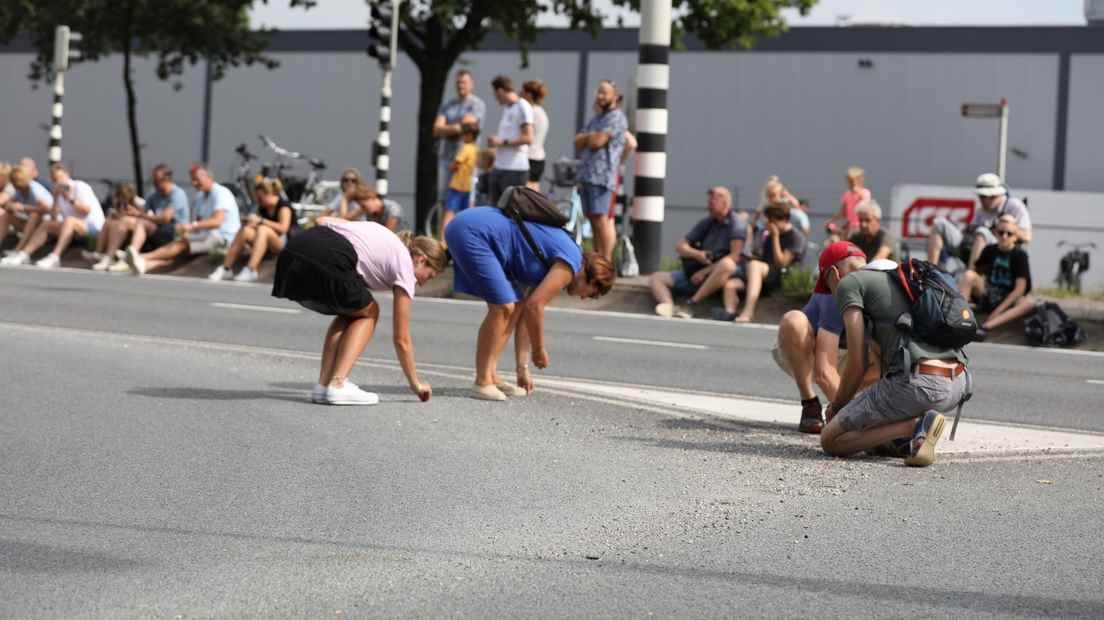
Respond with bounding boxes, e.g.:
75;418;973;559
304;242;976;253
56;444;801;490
489;169;528;205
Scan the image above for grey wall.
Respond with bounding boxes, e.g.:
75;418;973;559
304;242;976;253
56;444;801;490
1065;54;1104;192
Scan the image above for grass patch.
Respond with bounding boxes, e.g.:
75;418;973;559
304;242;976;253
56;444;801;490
659;256;681;272
1035;287;1104;302
781;266;816;296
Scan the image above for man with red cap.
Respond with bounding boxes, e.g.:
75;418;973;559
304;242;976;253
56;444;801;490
820;243;970;467
773;241;872;434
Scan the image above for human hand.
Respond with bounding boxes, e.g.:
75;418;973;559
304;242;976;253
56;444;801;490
767;221;780;236
690;269;708;286
412;382;432;402
487;135;503;147
825;403;837;423
246;214;261;226
517;365;534;394
532;348;550;369
175;223;190;237
698;250;713;265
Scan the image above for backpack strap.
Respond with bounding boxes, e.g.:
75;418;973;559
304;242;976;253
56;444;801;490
499;186;553;270
949;367;973;441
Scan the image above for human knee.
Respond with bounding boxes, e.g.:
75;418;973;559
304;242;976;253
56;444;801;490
715;255;737;276
778;310;810;342
819;421;847;455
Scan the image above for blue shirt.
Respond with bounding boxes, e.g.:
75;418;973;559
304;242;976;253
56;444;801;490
192;182;240;239
437;95;487;163
11;180;53;209
578;108;629;190
144;185;189;226
802;293;844;336
445;207;583;305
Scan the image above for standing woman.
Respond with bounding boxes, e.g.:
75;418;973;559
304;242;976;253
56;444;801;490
445;206;616;401
522;80;550;190
210;178;294;282
272;217;447;405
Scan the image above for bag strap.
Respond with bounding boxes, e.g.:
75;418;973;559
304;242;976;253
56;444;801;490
513;212;553;271
948;368;973;441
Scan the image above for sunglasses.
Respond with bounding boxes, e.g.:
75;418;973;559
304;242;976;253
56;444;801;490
996;230;1016;238
341;177;358;184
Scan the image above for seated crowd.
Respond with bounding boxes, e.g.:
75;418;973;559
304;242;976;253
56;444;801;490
0;158;405;279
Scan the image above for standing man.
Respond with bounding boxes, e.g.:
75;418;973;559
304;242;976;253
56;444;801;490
575;80;629;260
486;75;534;205
433;70;486;210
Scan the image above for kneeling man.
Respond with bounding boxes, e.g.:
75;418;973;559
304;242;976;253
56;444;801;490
820;257;970;467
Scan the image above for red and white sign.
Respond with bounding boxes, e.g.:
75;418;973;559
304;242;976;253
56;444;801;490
900;197;975;239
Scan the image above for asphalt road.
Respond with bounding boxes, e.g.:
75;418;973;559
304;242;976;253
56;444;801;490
2;267;1103;618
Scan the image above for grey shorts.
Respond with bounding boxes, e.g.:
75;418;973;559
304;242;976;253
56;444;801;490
836;369;969;433
933;217;996;263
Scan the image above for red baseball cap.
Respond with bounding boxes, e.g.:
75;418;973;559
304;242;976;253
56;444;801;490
814;241;867;293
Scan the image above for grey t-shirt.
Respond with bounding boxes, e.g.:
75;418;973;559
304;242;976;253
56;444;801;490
835;269;966;376
437;95;487;164
973;196;1030;233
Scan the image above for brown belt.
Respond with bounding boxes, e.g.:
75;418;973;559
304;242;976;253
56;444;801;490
917;362;966;378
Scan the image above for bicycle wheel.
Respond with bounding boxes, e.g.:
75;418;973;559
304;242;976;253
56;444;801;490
424;204;443;239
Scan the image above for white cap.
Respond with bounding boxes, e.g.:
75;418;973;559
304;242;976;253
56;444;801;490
975;173;1005;197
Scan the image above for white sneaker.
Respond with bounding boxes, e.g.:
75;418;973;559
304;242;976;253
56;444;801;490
35;254;60;269
310;383;327;404
654;302;674;318
92;255;115;271
325;381;379;406
2;249;17;257
107;260;132;273
1;251;30;266
82;250;104;263
233;267;257;283
124;247;146;275
208;265;229;281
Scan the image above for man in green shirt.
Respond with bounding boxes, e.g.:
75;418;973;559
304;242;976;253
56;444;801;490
819;267;970;467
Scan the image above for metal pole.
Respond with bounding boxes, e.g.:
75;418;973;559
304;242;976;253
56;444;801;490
48;71;65;166
631;0;672;275
375;0;401;198
997;98;1008;181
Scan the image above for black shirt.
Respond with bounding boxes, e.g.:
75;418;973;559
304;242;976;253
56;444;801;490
849;229;895;262
976;244;1032;299
260;198;296;230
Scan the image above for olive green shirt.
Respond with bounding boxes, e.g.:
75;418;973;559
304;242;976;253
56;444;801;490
835;269;966;376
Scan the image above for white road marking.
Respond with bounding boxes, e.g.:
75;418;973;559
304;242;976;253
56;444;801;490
1088;379;1104;385
593;336;708;350
210;302;301;314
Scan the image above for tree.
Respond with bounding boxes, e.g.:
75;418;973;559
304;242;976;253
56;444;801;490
385;0;817;232
0;0;314;195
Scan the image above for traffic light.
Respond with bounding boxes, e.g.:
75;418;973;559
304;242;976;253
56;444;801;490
367;1;394;68
53;25;83;72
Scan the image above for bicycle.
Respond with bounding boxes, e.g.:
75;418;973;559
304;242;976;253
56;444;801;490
1056;241;1096;294
256;134;333;224
229;143;258;214
546;158;588;247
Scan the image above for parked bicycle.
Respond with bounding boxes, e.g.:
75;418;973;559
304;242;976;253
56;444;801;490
547;158;589;247
1056;240;1096;294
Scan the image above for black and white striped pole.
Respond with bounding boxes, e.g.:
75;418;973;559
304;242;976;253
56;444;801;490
368;0;401;198
631;0;671;274
49;25;79;167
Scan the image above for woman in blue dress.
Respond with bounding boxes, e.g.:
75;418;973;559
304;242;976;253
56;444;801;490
445;206;616;400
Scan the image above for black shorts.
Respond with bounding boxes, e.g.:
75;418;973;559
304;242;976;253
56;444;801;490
140;223;176;252
528;159;545;184
271;226;374;316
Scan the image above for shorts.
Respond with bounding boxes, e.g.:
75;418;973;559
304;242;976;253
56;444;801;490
579;182;612;217
489;169;528;205
836;369;969;433
670;270;699;298
733;259;782;296
141;223;176;252
528;159;545;184
186;231;227;255
444;187;471;213
271;226;374;316
933;217;996;264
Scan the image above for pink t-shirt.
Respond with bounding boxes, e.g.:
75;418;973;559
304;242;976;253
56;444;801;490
323;220;416;298
840;187;871;229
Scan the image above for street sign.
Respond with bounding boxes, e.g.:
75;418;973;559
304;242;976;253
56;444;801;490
960;102;1002;118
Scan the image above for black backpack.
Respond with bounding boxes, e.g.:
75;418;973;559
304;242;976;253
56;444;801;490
892;258;978;350
1024;302;1086;347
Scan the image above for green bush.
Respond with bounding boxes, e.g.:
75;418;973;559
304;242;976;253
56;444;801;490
781;266;816;296
659;256;681;272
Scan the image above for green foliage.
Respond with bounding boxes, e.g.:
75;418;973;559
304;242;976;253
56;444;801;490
780;265;816;296
610;0;818;49
660;256;682;272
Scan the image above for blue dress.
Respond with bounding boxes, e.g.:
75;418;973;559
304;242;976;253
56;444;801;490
445;207;583;305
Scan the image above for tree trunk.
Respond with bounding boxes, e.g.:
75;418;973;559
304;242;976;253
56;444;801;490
414;62;448;234
122;36;143;195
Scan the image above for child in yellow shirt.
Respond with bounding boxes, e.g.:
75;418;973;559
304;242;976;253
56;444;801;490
443;121;479;233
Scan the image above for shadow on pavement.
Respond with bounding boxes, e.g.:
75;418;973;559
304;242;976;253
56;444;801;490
269;382;477;400
127;387;304;404
0;512;1099;617
0;539;145;574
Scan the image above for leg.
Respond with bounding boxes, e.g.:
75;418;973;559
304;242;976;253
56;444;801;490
650;271;675;305
129;219;156;250
16;213;43;251
50;217;88;257
318;315;352;385
735;261;770;322
958;270;984;301
20;218;60;256
95;218;111;254
141;239;189;272
722;278;744;314
984;296;1036;330
326;302;380;386
104;217;135;256
821;416;917;457
587;214;612;259
441;209;456;237
223;226;254;269
247;227;283;271
691;256;738;303
474;302;516;386
777;310;817;400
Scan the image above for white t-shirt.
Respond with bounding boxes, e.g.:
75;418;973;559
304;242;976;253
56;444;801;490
529;105;549;162
494;97;535;171
55;180;105;231
323;220;417;299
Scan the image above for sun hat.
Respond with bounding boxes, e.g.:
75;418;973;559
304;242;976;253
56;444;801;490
975;173;1005;197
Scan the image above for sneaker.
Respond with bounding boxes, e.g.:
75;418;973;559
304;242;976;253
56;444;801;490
35;253;61;269
710;308;738;322
470;383;507;401
107;260;132;273
233;267;258;283
496;381;528;397
92;255;115;271
82;250;104;263
904;411;946;467
654;302;674;318
2;249;17;257
124;247;146;275
325;381;379;406
972;327;989;343
309;383;327;404
1;251;30;266
798;397;824;434
208;265;229;281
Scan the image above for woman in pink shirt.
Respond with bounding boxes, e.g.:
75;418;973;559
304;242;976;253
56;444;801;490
826;166;871;243
272;217;447;406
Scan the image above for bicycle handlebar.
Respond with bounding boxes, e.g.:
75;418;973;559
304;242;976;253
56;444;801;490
1058;241;1097;250
259;134;302;160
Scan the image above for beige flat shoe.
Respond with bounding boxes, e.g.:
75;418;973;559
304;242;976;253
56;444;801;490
496;381;529;397
471;383;507;401
654;302;674;318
